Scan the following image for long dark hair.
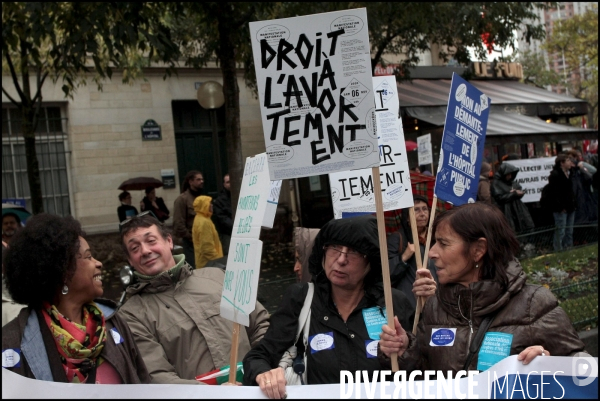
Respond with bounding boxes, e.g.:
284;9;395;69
432;203;520;287
181;170;202;193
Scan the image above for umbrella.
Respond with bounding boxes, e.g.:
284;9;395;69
406;141;418;151
118;177;163;191
2;203;32;223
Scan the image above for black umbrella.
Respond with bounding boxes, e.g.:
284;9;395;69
118;177;163;191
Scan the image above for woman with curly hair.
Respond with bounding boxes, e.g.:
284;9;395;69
2;214;149;384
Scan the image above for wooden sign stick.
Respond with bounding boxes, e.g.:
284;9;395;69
412;195;438;331
228;323;241;383
371;166;399;372
408;207;425;335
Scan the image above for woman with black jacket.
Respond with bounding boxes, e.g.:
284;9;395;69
243;215;433;399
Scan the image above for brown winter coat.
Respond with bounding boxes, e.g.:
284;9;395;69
2;300;149;383
381;260;585;373
173;189;197;241
119;262;270;384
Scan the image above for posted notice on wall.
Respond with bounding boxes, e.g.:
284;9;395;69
220;237;262;327
417;133;433;166
249;8;380;180
435;73;490;205
328;76;413;219
504;157;554;203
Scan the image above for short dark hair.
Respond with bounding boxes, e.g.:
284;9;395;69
432;202;520;287
413;195;429;208
181;170;203;193
119;191;131;201
4;214;85;308
2;212;21;225
145;186;155;195
120;214;171;256
555;154;569;168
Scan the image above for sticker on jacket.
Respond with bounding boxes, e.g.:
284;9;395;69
362;307;387;340
430;328;457;346
309;332;335;354
365;340;379;358
476;332;513;371
2;348;21;368
110;327;124;345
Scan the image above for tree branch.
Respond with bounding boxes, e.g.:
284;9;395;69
4;51;27;103
1;87;20;107
32;70;49;104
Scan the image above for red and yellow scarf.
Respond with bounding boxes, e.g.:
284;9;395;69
41;302;107;383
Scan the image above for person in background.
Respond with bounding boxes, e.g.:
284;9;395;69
387;195;438;311
117;191;138;223
2;213;21;245
2;214;149;383
118;213;268;384
477;162;492;204
566;150;597;224
141;187;170;223
192;196;223;269
542;154;576;251
2;234;25;327
379;203;585;374
243;216;425;398
491;162;534;234
212;174;233;255
293;227;319;283
173;170;204;269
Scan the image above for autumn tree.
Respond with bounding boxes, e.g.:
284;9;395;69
2;2;182;214
518;50;562;88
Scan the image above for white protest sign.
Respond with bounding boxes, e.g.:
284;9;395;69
504;157;554;203
232;153;271;238
249;8;380;180
417;133;433;166
263;180;283;229
328;76;413;219
220;237;262;326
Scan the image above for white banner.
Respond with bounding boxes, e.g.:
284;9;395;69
262;180;283;229
3;355;597;399
328;76;413;219
417;133;433;166
250;8;380;180
504;157;555;203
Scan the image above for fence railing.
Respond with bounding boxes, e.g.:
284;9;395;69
551;277;598;331
516;224;598;259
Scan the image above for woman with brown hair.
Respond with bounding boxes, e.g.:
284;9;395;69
379;203;584;373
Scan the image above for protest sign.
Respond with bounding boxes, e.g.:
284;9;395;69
263;179;283;228
417;133;433;166
232;153;271;238
329;75;413;218
249;8;380;180
434;73;491;206
220;237;263;327
504;157;554;203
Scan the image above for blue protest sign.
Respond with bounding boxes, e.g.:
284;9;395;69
434;73;490;205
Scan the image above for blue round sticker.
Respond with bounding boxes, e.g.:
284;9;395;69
431;329;455;346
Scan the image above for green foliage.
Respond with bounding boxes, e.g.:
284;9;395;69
544;8;598;127
518;49;562;88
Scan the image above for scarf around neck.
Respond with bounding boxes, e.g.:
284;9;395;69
41;302;107;383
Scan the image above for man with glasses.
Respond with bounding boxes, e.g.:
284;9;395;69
118;213;269;384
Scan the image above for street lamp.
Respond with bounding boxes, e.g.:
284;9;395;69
197;81;225;191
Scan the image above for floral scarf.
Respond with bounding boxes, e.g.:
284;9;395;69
41;302;107;383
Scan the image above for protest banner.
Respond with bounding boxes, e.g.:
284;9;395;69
417;133;433;169
263;179;283;228
249;8;380;181
221;152;273;382
329;76;413;218
4;355;597;399
504;157;554;203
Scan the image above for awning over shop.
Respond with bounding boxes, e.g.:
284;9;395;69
397;79;588;118
404;106;597;145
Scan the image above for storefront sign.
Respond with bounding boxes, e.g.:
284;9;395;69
417;133;433;165
472;62;523;80
249;8;380;180
435;73;490;205
160;169;176;189
141;119;162;141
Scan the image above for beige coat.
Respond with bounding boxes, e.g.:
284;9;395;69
119;263;269;384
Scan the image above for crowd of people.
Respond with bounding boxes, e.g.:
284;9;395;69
1;150;594;394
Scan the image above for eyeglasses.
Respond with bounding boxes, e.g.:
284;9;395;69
119;210;158;232
324;245;367;263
